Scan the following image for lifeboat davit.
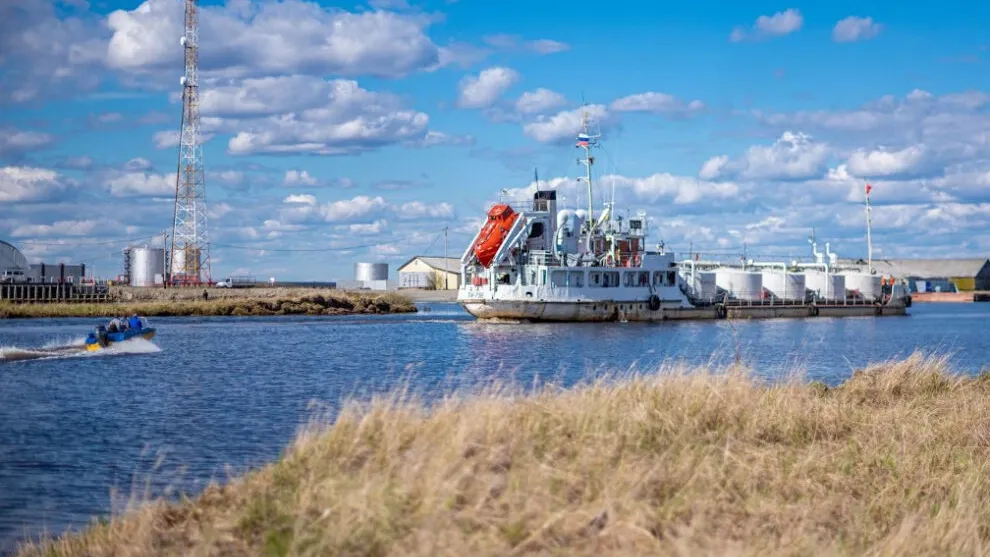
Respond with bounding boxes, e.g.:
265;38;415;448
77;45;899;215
474;204;519;267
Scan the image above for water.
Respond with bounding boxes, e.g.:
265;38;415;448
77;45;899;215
1;302;989;552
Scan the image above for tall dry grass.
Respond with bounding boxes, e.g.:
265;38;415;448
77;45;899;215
18;352;990;556
0;291;416;318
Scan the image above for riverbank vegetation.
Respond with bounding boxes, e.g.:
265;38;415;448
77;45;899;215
18;352;990;556
0;290;415;318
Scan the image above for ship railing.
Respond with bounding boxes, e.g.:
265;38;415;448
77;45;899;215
715;289;885;306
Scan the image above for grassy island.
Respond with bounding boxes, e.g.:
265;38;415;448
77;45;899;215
0;287;416;318
18;352;990;556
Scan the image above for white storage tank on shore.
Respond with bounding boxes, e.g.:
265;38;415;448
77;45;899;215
355;262;388;282
128;246;166;287
761;271;806;302
843;272;882;301
805;270;846;302
715;268;763;302
681;270;717;301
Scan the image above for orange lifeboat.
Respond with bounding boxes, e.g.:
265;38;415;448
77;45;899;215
474;204;519;267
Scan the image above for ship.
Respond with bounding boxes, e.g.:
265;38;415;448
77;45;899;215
456;108;910;322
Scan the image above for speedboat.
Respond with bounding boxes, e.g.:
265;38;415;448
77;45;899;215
84;319;156;351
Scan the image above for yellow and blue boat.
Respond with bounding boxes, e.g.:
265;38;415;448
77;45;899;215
84;319;156;351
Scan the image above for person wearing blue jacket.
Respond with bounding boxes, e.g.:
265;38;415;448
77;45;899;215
128;314;142;330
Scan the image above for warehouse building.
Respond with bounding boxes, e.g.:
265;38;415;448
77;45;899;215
1;239;89;284
0;240;29;282
842;258;990;292
397;256;461;290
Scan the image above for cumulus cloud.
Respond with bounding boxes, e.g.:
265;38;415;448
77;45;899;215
283;170;318;187
11;219;100;238
482;34;569;55
106;0;441;79
106;171;175;197
284;193;317;205
846;145;927;177
210;77;429;155
404;131;476;148
0;128;55;156
0;1;107;102
832;16;883;43
700;132;831;181
457;67;520;109
396;201;455;220
0;166;66;202
730;9;803;42
610;92;705;117
515;88;567;115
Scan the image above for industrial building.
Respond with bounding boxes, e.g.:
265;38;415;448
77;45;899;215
397;256;461;290
1;240;88;284
841;258;990;292
0;240;29;282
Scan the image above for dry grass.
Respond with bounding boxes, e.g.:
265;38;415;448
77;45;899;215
18;352;990;556
0;291;416;318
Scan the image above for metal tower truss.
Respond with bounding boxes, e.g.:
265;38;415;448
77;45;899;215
169;0;211;286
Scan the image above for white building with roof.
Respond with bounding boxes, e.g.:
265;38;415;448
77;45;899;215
397;256;461;290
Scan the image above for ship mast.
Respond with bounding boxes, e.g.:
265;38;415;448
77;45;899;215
576;108;599;250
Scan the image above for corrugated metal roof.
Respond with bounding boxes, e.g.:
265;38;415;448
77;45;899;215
399;256;461;274
838;258;990;278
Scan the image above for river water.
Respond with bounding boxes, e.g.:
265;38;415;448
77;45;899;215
1;302;989;552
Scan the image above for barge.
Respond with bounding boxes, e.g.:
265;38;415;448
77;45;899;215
456;108;910;322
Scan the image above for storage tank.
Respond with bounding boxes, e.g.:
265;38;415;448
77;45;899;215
761;271;806;303
715;268;763;302
355;262;388;282
169;247;201;278
805;270;846;302
843;272;882;301
128;246;166;287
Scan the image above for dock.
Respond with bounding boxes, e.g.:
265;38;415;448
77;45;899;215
911;291;990;303
0;283;110;303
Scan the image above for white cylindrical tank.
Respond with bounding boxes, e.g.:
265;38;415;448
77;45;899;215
355;262;388;282
843;272;882;301
715;268;763;302
129;246;166;287
805;270;846;302
695;271;717;301
761;271;806;302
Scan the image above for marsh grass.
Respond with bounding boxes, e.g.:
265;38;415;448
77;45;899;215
0;291;416;318
18;352;990;556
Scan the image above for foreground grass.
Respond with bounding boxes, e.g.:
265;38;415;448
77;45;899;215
0;291;416;318
19;352;990;556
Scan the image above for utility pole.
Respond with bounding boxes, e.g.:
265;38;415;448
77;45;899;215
443;226;449;290
865;183;874;274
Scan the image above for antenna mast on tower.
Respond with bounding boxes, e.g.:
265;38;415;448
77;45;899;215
169;0;211;286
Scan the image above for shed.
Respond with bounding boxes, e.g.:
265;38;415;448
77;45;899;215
841;258;990;291
397;256;461;290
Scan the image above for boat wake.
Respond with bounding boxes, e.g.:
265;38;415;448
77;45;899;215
0;337;161;363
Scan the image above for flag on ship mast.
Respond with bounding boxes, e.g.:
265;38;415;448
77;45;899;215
865;183;872;196
576;132;590;148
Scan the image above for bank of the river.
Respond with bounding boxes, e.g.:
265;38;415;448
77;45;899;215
0;288;416;318
17;352;990;556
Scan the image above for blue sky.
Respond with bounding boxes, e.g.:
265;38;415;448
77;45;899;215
2;0;989;281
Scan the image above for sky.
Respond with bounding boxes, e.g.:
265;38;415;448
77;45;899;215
1;0;989;281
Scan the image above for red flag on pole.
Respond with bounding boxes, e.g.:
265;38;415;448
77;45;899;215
865;183;872;195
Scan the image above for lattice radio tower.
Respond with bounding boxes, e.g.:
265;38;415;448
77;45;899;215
168;0;211;286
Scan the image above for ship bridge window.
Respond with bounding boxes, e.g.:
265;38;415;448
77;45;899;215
604;271;619;287
569;271;584;287
653;272;664;287
590;271;602;286
638;272;650;286
624;272;635;287
551;270;568;287
666;271;676;286
528;222;544;238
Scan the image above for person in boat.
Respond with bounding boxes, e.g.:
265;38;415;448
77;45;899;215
107;317;120;333
87;325;109;347
128;314;142;330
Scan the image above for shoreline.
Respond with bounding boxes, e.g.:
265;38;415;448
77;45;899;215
16;352;990;556
0;288;417;318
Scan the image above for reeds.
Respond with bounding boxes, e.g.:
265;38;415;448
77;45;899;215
0;291;416;318
18;352;990;556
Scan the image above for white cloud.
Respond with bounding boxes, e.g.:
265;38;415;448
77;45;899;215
405;131;476;148
0;166;65;202
216;77;430;155
11;219;100;238
515;88;567;114
397;201;455;220
523;104;614;144
106;0;441;79
604;174;740;205
319;195;388;222
730;9;803;42
457;67;520;109
610;92;705;116
700;132;831;181
0;128;55;155
846;145;926;177
153;129;215;149
106;171;175;197
832;16;882;43
283;170;318;187
481;35;569;55
284;194;317;205
346;219;388;235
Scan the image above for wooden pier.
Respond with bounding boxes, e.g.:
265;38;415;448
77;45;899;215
0;283;110;303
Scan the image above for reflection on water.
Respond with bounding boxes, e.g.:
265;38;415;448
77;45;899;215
1;302;989;551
